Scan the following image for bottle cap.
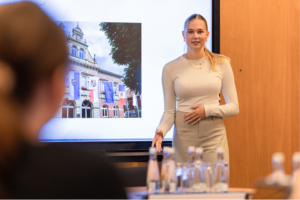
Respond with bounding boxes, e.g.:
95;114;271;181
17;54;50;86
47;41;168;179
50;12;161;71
272;152;285;164
168;148;175;154
195;147;203;154
292;152;300;163
163;146;170;153
216;147;224;154
188;146;195;152
149;147;157;153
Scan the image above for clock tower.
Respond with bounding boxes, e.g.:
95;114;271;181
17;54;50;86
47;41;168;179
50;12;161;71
72;22;84;42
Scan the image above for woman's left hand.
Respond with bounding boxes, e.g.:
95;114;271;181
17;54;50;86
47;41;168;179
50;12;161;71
184;105;206;125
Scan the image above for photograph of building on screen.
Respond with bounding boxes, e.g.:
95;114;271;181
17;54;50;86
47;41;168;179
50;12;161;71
53;21;141;118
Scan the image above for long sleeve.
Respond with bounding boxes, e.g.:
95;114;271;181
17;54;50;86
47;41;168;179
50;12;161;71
204;60;239;118
156;65;176;138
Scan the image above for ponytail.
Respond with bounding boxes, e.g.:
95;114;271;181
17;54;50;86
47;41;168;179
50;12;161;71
204;46;228;72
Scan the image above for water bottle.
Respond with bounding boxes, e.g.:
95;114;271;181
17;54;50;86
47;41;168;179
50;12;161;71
147;147;160;194
266;152;289;185
186;146;196;193
289;152;300;199
193;147;207;193
187;146;195;164
160;146;170;193
181;163;188;193
194;147;203;163
291;152;300;184
175;162;183;193
165;148;177;193
205;163;213;192
213;147;229;192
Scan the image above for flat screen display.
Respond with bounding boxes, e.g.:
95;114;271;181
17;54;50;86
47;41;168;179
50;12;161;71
1;0;213;141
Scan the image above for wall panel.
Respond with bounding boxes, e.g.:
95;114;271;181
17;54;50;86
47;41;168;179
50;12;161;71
220;0;299;188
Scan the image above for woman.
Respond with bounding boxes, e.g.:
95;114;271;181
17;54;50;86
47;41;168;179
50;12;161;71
152;14;239;167
0;2;126;198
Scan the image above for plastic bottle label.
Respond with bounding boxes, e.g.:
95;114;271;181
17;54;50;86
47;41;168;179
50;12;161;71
193;183;200;192
214;183;228;192
161;181;165;189
147;182;159;193
193;183;207;193
169;183;176;193
200;183;207;192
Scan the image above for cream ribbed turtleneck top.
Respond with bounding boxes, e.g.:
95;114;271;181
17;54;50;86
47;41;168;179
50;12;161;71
157;55;239;137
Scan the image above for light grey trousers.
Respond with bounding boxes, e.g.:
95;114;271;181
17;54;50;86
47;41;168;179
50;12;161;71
172;112;229;168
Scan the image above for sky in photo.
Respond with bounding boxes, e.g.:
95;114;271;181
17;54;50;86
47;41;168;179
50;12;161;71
57;21;126;76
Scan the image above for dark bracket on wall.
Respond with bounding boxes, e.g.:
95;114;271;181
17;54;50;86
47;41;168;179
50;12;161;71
212;0;220;54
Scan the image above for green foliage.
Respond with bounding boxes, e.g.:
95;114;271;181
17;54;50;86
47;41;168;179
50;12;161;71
58;22;65;31
99;23;141;94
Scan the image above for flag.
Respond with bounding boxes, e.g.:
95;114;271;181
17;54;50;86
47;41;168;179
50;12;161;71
64;73;69;86
68;71;80;100
133;93;137;106
89;89;94;102
89;77;98;90
89;89;99;102
119;85;126;105
88;77;98;103
103;82;114;103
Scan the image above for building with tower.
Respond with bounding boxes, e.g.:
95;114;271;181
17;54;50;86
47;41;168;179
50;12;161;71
54;22;125;118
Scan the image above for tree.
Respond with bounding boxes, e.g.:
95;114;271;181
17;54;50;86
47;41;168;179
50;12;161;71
99;23;141;94
58;22;65;31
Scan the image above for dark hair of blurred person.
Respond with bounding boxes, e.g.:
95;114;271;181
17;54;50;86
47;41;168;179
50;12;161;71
0;2;126;199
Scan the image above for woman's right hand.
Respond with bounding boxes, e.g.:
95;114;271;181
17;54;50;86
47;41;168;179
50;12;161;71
151;130;163;153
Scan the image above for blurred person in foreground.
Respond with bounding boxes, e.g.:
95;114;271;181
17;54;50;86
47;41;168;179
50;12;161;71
0;2;127;199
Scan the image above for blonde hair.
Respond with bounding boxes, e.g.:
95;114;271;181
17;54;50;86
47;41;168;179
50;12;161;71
184;14;227;71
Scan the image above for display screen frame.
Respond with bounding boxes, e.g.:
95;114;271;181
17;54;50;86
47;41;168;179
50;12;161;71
46;0;221;159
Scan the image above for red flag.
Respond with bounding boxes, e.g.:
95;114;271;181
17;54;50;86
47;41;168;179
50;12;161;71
89;89;94;102
119;98;126;105
118;84;126;105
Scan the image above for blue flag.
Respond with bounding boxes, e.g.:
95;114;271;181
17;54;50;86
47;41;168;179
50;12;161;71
103;82;114;103
68;71;80;100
